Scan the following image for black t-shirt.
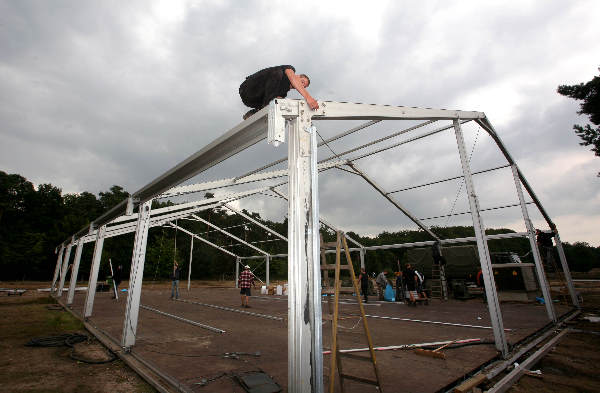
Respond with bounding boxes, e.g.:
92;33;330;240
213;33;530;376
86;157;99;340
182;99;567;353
403;268;416;284
240;65;296;108
172;266;181;281
360;273;369;287
537;232;554;247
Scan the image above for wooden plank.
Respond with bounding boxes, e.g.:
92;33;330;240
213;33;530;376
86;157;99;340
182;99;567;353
414;348;446;359
339;352;373;362
453;373;487;393
321;264;350;270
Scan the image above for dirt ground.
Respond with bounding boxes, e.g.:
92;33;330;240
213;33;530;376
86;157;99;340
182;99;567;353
503;280;600;393
0;282;155;393
1;279;599;393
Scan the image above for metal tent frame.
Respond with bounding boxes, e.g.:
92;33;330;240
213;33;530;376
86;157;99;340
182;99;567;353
50;98;579;393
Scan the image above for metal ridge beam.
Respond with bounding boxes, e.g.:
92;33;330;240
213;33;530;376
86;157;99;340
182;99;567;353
66;109;270;245
305;99;486;120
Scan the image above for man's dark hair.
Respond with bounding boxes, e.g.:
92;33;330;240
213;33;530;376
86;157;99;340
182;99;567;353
299;74;310;86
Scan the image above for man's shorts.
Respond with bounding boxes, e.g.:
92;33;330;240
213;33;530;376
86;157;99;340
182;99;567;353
240;287;251;296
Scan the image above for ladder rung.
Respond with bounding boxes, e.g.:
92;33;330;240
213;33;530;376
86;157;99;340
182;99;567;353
339;352;373;362
320;242;338;249
340;374;379;385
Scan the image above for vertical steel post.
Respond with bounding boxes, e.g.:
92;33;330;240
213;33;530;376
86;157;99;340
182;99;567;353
359;248;365;269
453;119;508;356
187;235;193;291
235;257;240;289
266;255;270;286
84;225;106;318
122;201;152;348
287;105;323;393
511;165;557;321
51;245;65;293
553;231;580;308
66;240;84;305
57;242;73;297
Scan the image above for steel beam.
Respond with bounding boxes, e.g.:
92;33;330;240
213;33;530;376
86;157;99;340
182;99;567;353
167;223;237;259
187;235;193;291
122;201;152;348
66;240;84;305
84;225;106;318
235;257;240;288
308;99;486;120
190;214;268;256
266;255;270;286
454;119;508;356
348;162;441;241
287;106;323;393
511;165;557;322
270;188;364;248
224;204;287;241
51;245;65;293
160;159;345;199
554;231;580;307
476;118;555;230
57;242;73;297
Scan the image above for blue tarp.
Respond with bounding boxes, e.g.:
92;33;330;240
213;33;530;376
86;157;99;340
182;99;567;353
384;284;395;302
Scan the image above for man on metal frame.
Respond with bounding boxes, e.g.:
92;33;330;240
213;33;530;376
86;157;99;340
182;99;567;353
239;65;319;120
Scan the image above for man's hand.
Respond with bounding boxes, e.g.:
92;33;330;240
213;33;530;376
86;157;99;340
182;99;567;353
306;97;319;110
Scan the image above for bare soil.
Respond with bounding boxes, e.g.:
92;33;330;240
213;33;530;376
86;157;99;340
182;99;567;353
2;279;599;392
0;282;155;393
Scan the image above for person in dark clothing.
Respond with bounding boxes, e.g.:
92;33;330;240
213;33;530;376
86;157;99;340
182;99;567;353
171;261;181;300
112;265;123;299
239;65;319;119
477;268;487;303
358;268;370;303
403;263;418;305
536;229;555;269
395;271;404;302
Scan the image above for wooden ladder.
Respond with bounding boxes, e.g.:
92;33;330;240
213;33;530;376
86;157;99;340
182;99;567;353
324;231;383;393
430;264;443;299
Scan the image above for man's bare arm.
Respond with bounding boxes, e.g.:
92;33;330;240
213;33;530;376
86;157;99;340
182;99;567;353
285;68;319;110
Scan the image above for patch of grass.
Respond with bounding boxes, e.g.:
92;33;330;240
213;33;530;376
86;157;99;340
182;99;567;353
45;312;84;332
0;296;56;307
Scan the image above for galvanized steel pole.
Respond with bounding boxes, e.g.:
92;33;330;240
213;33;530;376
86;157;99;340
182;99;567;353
57;242;73;297
66;240;84;305
287;103;323;393
453;119;508;356
553;231;580;307
510;165;557;322
84;225;106;318
51;245;65;293
122;201;152;348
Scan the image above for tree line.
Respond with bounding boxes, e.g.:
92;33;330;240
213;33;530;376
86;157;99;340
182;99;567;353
1;170;598;282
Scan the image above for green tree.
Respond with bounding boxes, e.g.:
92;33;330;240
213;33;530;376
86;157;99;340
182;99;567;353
557;67;600;175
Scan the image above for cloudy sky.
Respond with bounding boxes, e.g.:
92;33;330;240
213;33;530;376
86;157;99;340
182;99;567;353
1;0;598;246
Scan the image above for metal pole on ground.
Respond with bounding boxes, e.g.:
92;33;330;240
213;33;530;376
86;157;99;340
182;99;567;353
122;200;152;348
51;245;65;293
188;235;193;291
511;164;557;322
287;105;323;393
454;119;508;356
553;231;580;308
57;241;73;297
67;240;84;305
84;225;106;318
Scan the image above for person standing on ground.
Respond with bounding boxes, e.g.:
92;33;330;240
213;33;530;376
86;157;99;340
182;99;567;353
403;263;418;306
358;268;370;303
239;65;319;120
112;265;123;299
414;269;428;302
238;265;256;308
375;271;389;301
395;271;404;302
171;261;181;300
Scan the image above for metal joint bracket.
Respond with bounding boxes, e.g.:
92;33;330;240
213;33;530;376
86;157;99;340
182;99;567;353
268;99;298;147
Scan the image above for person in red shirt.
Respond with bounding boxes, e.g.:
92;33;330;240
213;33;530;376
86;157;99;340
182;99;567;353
238;265;256;308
